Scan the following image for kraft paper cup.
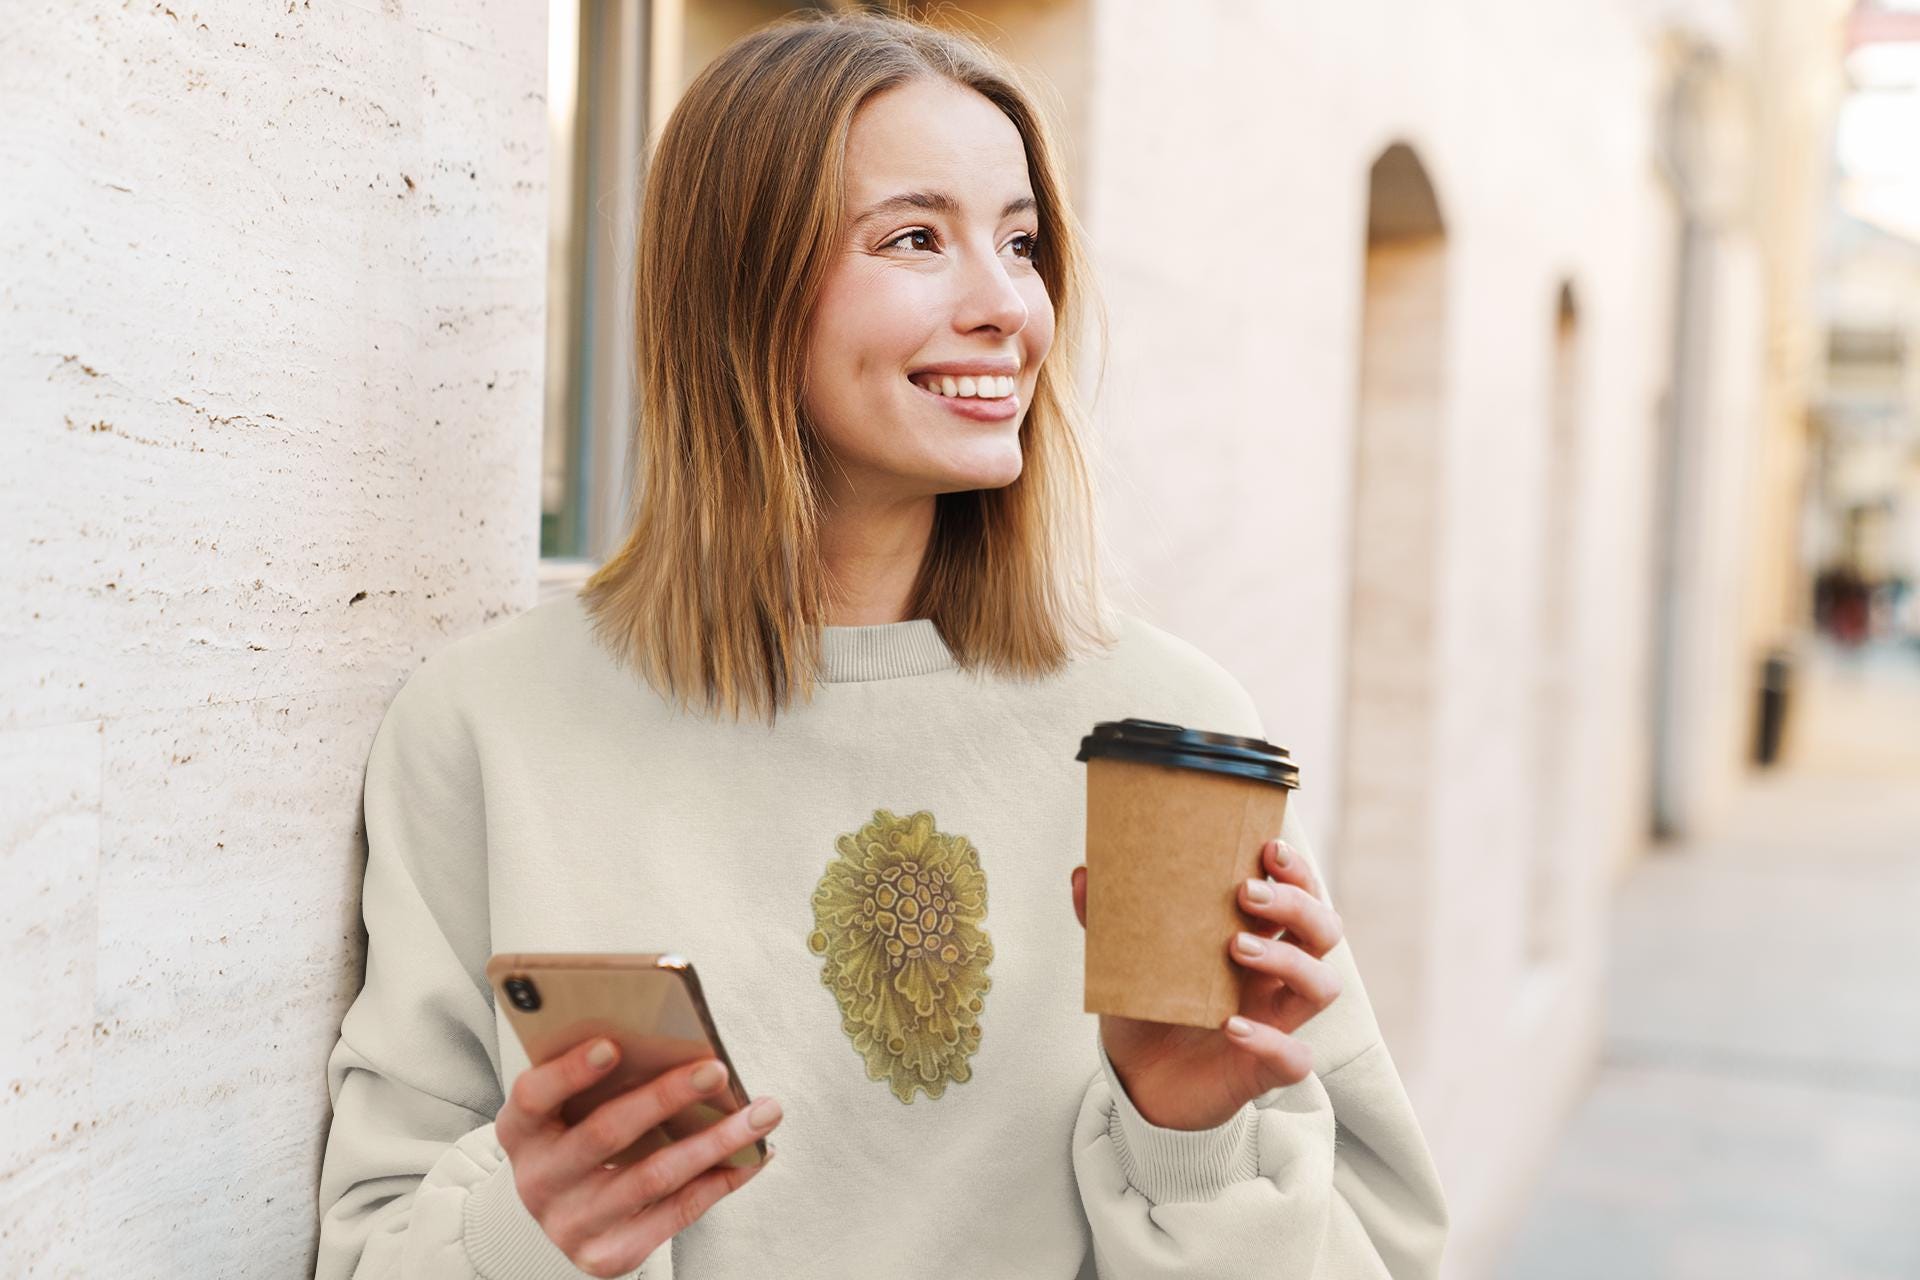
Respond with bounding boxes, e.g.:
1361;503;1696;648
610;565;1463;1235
1074;718;1301;1029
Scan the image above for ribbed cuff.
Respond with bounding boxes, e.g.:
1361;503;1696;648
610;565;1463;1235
1097;1027;1261;1206
463;1157;650;1280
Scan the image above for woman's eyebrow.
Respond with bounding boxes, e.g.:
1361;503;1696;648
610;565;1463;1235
853;191;1037;230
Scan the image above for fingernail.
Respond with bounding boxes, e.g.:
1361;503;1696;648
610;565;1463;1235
748;1097;783;1129
1244;878;1275;905
1272;841;1290;867
1235;932;1266;958
690;1059;727;1092
587;1039;616;1068
1226;1016;1254;1037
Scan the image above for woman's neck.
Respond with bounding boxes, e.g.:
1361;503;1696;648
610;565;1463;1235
818;492;938;626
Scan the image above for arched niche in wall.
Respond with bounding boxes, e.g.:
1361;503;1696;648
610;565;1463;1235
1335;140;1448;1073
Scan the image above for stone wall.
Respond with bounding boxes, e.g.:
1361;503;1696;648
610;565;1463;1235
1;1;548;1271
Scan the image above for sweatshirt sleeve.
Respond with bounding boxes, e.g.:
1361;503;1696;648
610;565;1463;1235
314;655;658;1280
1069;804;1450;1278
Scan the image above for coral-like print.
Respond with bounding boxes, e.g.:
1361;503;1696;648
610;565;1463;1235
808;808;994;1103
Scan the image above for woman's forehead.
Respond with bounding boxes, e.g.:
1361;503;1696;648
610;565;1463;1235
844;79;1030;200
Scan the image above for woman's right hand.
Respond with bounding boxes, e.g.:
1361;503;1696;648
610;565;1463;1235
493;1036;783;1278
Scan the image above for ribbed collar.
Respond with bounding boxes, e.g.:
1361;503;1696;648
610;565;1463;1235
817;618;957;683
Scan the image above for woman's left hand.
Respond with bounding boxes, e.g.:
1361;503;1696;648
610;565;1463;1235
1069;837;1346;1131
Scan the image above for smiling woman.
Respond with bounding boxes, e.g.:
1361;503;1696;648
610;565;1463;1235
313;10;1448;1280
578;11;1111;726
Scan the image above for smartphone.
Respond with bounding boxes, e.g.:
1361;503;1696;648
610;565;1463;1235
484;952;769;1171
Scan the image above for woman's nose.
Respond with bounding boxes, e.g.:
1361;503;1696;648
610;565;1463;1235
952;247;1028;335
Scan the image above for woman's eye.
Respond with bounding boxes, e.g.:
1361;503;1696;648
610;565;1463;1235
884;228;936;252
880;228;1041;260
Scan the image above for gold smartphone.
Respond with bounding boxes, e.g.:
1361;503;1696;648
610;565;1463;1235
483;952;769;1170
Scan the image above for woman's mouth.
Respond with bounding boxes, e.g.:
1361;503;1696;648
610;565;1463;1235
906;373;1020;421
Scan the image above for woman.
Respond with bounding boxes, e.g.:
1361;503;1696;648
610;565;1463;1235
315;11;1448;1279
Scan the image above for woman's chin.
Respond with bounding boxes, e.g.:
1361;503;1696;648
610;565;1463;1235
897;439;1021;495
944;447;1024;491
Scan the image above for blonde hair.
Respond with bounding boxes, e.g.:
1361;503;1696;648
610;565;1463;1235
580;7;1116;725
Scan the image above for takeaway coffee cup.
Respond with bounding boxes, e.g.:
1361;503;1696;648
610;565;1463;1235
1074;717;1301;1029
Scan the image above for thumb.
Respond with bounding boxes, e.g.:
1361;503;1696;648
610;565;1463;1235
1070;865;1087;930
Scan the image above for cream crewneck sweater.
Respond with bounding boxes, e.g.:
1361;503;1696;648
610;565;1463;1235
314;594;1449;1279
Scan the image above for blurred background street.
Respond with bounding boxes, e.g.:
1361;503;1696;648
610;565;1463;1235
1497;641;1920;1278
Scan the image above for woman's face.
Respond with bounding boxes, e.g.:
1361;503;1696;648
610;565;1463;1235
802;76;1054;509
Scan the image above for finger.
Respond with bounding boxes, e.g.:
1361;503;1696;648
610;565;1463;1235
1263;838;1327;903
1070;865;1086;930
571;1151;774;1279
1236;878;1343;956
553;1057;743;1181
1221;1014;1315;1089
1258;978;1335;1036
576;1094;783;1239
500;1036;624;1148
1228;931;1344;1007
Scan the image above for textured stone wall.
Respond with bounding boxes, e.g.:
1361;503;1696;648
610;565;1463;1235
2;2;547;1272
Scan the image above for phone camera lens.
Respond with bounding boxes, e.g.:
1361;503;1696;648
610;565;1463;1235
504;976;542;1012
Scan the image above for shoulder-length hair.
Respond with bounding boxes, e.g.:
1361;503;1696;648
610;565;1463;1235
580;7;1117;725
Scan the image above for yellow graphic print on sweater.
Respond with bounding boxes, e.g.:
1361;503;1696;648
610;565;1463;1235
808;808;994;1104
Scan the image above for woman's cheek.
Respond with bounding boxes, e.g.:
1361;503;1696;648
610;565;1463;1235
1024;287;1055;360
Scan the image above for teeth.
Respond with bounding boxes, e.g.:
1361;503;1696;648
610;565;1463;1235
916;374;1014;399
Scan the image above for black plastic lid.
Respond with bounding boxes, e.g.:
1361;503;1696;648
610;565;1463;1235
1074;717;1300;790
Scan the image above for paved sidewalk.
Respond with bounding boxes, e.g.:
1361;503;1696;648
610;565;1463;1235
1494;642;1920;1279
